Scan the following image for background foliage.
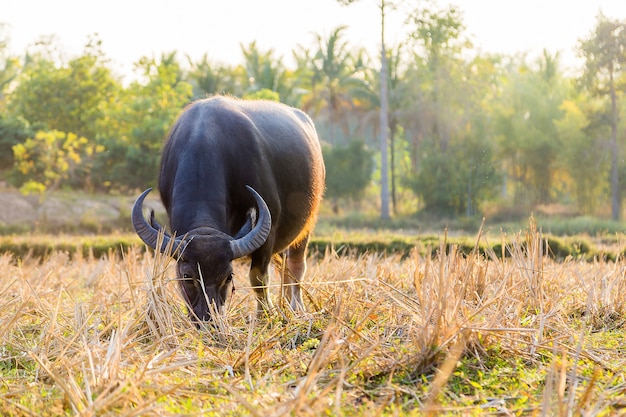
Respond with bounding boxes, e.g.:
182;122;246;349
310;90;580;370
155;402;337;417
0;7;625;222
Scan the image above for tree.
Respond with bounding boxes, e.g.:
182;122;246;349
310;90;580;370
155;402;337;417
493;52;570;206
578;13;626;220
367;43;432;215
185;53;241;99
240;41;292;102
12;130;103;194
300;25;369;144
0;24;20;110
322;141;374;213
356;42;411;215
404;3;500;215
377;2;391;220
409;112;499;216
337;0;396;220
243;88;280;101
554;96;607;213
407;3;467;152
0;114;43;172
9;35;118;140
95;52;193;190
385;44;409;214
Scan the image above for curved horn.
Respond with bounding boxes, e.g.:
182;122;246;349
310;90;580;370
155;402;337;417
230;186;272;259
132;188;182;255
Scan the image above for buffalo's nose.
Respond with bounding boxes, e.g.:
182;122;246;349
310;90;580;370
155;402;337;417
190;308;212;326
191;298;224;323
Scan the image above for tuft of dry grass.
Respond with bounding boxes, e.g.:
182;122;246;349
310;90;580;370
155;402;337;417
0;220;625;416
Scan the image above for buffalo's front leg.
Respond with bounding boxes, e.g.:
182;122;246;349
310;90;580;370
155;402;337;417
249;255;273;315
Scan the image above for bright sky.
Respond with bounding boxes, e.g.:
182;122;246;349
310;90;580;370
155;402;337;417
3;0;626;81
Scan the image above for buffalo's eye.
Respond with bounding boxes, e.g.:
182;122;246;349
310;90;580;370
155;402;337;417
226;274;233;283
182;274;193;280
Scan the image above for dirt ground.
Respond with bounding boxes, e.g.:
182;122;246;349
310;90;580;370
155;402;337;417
0;188;166;232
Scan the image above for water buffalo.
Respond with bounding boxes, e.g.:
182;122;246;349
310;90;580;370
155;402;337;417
132;96;325;322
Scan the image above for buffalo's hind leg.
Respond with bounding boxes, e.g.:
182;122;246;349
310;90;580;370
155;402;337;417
284;236;309;311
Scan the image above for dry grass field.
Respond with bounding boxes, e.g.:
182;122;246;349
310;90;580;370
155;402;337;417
1;220;625;416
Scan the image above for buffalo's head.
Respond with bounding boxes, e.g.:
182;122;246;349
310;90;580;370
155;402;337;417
131;186;271;321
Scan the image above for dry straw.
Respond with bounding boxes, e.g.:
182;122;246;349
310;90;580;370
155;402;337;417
0;219;625;415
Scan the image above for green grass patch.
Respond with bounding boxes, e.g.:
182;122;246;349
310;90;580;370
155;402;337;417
0;233;142;259
0;227;621;262
310;229;619;261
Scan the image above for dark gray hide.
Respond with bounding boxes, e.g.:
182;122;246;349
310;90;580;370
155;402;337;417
132;96;325;322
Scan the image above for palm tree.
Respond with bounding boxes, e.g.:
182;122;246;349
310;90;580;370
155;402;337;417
185;53;242;99
240;41;292;102
579;14;626;220
357;43;410;215
336;0;396;219
302;26;369;145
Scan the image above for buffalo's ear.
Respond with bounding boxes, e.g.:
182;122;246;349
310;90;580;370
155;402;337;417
233;208;257;239
132;188;182;255
149;209;165;231
230;186;271;259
